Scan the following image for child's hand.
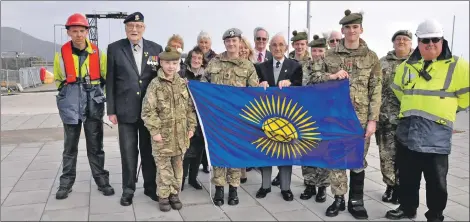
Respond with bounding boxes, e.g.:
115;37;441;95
153;134;163;142
188;131;194;139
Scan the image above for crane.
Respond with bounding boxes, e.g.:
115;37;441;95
85;11;128;48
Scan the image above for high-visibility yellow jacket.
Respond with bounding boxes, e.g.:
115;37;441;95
53;39;107;89
392;53;469;129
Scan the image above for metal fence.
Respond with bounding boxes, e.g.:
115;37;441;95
1;67;42;90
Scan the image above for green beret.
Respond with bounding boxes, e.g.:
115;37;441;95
339;9;363;25
222;28;242;40
392;30;413;42
159;46;182;61
291;30;308;42
308;34;327;48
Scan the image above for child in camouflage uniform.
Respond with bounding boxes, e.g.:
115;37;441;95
141;46;197;212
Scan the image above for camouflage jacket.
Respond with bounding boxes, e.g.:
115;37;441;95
320;38;382;126
201;51;259;87
289;50;312;70
141;68;197;156
379;50;411;125
303;58;328;86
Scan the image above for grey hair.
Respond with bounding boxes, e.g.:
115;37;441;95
253;27;270;40
328;30;342;40
269;32;287;46
197;31;211;42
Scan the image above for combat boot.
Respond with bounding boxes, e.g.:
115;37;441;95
382;185;393;202
56;187;72;200
228;185;239;205
390;185;399;205
315;186;327;203
159;197;171;212
348;171;368;219
169;193;183;210
300;185;316;200
325;195;345;217
213;186;224;206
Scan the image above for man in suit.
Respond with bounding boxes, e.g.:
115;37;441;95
254;33;302;201
106;12;163;206
253;27;273;64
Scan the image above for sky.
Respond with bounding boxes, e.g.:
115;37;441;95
1;1;469;60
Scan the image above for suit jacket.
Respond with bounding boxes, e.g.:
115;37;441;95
255;57;303;87
106;38;163;123
255;50;273;63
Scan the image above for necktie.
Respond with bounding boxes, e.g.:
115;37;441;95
276;61;280;68
133;44;139;53
258;53;263;63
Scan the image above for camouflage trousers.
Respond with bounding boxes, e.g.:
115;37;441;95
301;166;330;187
211;167;241;187
155;155;183;198
375;121;399;186
330;137;370;195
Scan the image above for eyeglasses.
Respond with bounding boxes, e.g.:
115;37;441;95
126;24;144;30
256;37;267;41
329;39;341;43
419;38;442;44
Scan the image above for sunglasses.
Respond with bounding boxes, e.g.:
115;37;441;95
256;37;267;41
329;39;341;43
419;38;442;44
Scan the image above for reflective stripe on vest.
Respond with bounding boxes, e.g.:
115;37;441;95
403;109;453;128
60;41;101;83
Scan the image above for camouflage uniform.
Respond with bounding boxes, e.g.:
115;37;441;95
289;50;312;85
376;50;410;187
320;38;382;196
202;51;259;187
141;68;197;199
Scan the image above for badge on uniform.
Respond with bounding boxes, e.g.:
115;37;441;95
147;56;159;71
144;51;148;57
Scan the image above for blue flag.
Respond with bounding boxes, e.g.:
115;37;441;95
188;80;365;169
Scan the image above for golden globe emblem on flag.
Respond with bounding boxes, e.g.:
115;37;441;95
240;95;321;159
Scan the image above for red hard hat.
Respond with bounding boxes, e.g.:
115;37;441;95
65;13;89;29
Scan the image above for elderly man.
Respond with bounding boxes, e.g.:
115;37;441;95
106;12;163;206
253;27;273;63
386;19;469;222
254;33;302;201
315;9;382;219
376;30;413;205
53;13;114;200
202;28;259;206
328;30;342;48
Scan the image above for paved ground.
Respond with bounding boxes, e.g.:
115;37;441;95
1;91;469;221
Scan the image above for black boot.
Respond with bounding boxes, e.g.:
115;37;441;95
325;195;345;217
385;206;416;220
390;185;399;205
315;186;327;203
228;185;239;205
56;187;72;200
382;185;393;202
300;185;316;200
348;171;368;219
213;186;224;206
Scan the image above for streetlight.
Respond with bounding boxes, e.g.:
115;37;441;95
61;27;66;44
54;24;65;55
287;1;291;53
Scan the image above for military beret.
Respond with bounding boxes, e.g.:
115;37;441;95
291;30;308;42
391;30;413;42
222;28;242;40
159;46;182;61
123;12;144;24
308;34;328;48
339;9;363;25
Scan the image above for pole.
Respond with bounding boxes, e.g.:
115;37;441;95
451;15;455;52
54;25;56;55
306;0;311;40
287;1;291;53
20;27;23;53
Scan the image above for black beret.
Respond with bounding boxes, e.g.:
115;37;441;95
124;12;144;24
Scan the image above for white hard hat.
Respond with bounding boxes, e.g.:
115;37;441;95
415;19;444;39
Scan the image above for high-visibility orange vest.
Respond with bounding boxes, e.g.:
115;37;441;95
60;41;101;83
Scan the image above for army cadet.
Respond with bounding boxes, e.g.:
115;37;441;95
376;30;413;205
201;28;259;206
300;33;330;203
141;46;197;212
315;9;382;219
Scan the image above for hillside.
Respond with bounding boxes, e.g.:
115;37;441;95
1;27;61;61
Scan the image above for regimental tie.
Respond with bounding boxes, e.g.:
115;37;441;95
276;61;280;68
258;53;263;63
133;44;140;53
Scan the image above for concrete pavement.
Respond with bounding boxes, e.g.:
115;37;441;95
1;91;469;221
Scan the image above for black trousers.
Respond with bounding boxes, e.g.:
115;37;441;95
118;120;156;196
200;149;208;169
397;139;448;220
60;119;110;188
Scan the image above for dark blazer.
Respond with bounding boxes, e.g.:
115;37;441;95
255;57;303;87
106;38;163;123
265;51;273;61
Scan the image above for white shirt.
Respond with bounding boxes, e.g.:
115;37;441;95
130;39;143;75
273;57;285;68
